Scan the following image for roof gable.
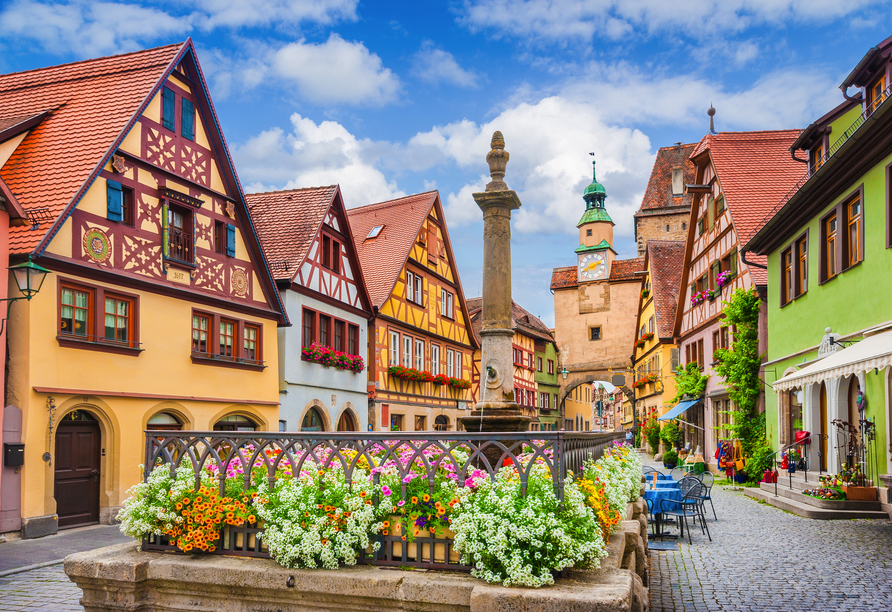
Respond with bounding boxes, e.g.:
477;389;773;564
636;143;696;216
645;240;685;339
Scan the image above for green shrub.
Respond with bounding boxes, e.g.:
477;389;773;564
662;448;678;467
660;421;680;448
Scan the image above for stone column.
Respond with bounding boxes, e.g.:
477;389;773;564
459;132;530;433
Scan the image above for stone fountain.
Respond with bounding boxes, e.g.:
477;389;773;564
459;132;531;433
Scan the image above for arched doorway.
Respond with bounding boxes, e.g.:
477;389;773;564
434;415;449;431
213;414;258;432
336;410;357;432
301;407;325;432
55;409;100;528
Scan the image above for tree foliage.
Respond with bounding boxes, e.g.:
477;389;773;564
671;363;709;403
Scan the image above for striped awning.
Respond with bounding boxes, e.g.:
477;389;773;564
773;329;892;392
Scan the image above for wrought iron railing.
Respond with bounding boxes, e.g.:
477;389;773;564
141;430;624;568
755;83;892;234
167;225;194;263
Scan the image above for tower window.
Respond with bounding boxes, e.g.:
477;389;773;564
587;229;592;236
589;326;602;341
665;224;670;232
683;222;687;230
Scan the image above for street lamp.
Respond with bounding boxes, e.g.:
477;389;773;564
1;256;50;335
560;367;569;380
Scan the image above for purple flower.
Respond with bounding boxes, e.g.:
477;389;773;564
415;516;427;528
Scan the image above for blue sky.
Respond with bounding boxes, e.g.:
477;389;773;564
2;1;891;325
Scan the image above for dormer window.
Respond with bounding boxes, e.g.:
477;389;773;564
868;73;887;114
810;142;824;174
671;168;683;196
367;225;384;239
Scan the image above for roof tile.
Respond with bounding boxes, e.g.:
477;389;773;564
635;143;697;216
550;266;577;290
466;297;555;345
609;257;645;281
646;240;685;339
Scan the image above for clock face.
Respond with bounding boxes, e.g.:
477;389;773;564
579;252;607;280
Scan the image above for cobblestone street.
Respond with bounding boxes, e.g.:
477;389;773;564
0;564;84;612
649;481;892;611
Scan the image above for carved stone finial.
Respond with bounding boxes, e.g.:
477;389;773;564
485;131;510;191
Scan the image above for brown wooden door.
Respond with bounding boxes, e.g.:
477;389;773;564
54;420;100;528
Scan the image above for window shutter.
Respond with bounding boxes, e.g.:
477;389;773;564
225;223;236;257
181;99;194;141
107;180;123;222
729;248;738;276
162;87;175;131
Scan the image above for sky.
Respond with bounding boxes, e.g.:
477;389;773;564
1;1;891;325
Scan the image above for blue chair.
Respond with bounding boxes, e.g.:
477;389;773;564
661;482;712;544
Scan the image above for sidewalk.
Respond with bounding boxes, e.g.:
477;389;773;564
0;525;133;574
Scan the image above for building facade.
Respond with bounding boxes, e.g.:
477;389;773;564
673;130;802;465
551;160;644;411
248;186;373;433
631;240;684;422
348;192;476;432
745;35;892;479
633;143;696;257
1;42;287;538
534;334;561;431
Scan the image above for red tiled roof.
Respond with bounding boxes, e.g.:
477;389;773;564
466;297;554;344
347;191;438;308
550;265;577;290
0;43;184;253
635;143;696;215
691;130;803;285
646;240;685;339
246;186;338;281
609;257;645;281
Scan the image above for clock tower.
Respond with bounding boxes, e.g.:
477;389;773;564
576;159;616;282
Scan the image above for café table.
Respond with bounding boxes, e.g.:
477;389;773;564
643;486;683;538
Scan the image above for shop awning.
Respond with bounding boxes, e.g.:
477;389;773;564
659;398;701;421
773;329;892;392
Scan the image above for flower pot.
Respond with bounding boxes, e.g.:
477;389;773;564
843;485;877;501
787;464;797;474
663;461;676;469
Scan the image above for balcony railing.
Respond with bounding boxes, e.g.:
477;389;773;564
168;225;194;264
141;430;624;568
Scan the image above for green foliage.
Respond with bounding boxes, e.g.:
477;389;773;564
659;421;680;448
662;448;678;467
712;288;767;483
643;418;662;455
671;363;709;403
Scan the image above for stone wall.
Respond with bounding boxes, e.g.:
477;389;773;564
635;213;689;257
65;500;650;612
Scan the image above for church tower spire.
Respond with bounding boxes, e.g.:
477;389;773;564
575;156;616;282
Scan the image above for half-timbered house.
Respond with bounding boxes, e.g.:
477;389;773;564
0;41;287;538
671;130;802;465
467;298;558;431
248;186;373;432
347;192;477;432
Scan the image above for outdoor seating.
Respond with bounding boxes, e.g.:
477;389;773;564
670;466;686;481
700;471;717;519
661;482;712;545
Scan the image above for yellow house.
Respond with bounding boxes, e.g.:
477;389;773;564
1;41;287;538
631;240;685;423
347;192;477;431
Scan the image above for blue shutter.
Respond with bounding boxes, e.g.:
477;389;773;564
107;180;123;222
225;223;236;257
162;87;175;131
181;99;194;141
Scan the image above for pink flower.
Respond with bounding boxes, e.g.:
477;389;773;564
381;485;392;496
397;500;405;507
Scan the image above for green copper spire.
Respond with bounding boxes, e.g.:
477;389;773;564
577;157;612;227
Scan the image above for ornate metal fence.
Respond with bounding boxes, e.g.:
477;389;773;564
141;430;624;568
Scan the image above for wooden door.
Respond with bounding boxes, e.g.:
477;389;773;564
54;419;100;528
819;383;828;472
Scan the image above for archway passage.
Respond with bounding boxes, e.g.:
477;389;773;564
434;415;449;431
337;410;357;432
302;407;325;432
54;410;100;528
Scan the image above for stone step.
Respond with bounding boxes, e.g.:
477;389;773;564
758;482;883;511
744;488;890;520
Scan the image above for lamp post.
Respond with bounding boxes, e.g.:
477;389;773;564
1;255;50;334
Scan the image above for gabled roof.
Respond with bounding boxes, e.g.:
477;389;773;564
0;41;288;323
646;240;685;339
690;130;802;285
466;297;555;345
0;43;185;253
635;143;696;217
550;266;578;290
347;191;438;309
609;257;645;281
840;34;892;90
248;185;338;281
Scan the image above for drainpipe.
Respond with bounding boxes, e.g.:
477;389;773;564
741;250;767;270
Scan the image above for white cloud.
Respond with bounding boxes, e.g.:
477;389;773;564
192;0;357;30
0;0;189;56
233;113;404;207
412;42;480;88
459;0;890;42
271;35;401;105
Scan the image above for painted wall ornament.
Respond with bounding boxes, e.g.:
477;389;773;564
83;228;112;263
231;268;249;297
226;201;235;219
111;154;126;173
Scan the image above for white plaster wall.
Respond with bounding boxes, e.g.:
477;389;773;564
279;290;369;432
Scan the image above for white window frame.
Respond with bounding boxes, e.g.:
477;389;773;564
431;344;440;375
414;275;423;305
447;348;455;377
403;335;412;368
447;292;454;318
415;339;424;370
455;351;462;378
389;331;399;366
406;271;414;302
440;289;447;315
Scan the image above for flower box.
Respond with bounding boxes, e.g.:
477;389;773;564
370;515;461;565
301;342;365;373
843;485;877;501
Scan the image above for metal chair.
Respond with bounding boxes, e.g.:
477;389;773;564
645;497;656;535
670;466;686;481
678;476;700;497
642;466;666;483
661;482;712;545
699;471;717;520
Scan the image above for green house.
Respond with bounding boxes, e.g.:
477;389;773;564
534;338;561;431
745;36;892;482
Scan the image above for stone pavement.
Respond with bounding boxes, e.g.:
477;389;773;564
647;464;892;612
0;525;133;611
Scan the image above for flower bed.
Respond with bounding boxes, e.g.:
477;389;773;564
119;438;640;588
302;342;365;373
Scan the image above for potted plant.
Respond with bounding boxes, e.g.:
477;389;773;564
786;449;801;473
662;448;678;469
